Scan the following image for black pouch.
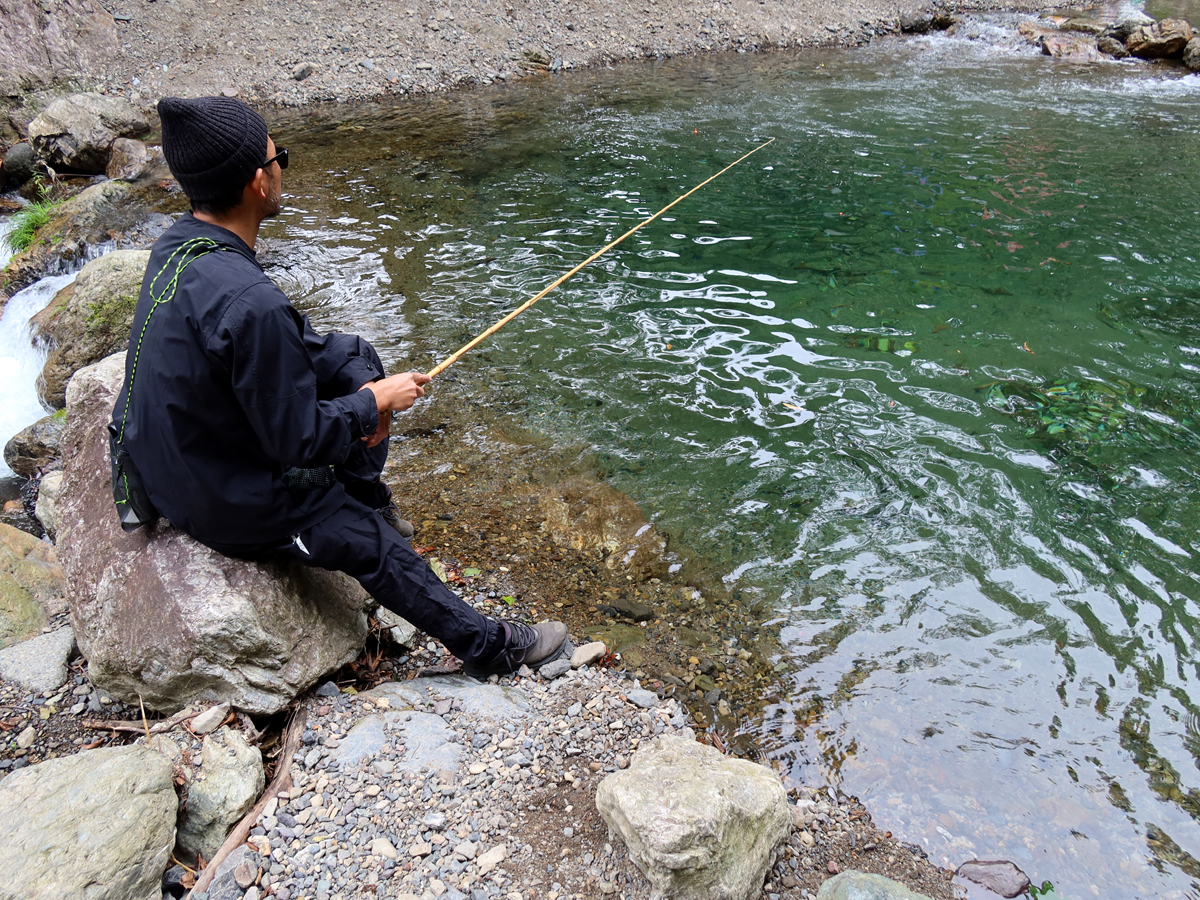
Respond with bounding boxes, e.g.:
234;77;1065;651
281;465;337;500
109;423;160;532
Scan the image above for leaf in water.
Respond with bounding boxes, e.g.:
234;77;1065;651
429;558;448;583
783;403;803;411
463;567;482;577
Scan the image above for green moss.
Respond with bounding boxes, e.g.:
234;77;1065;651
86;292;139;338
4;198;65;253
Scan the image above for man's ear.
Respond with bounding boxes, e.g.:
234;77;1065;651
243;167;268;204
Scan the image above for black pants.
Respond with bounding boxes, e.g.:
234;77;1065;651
208;416;502;664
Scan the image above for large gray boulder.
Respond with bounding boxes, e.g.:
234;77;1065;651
58;352;374;715
595;734;791;900
28;93;149;173
31;248;150;409
177;726;265;862
0;745;177;900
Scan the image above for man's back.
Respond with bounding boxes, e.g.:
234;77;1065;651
113;212;378;546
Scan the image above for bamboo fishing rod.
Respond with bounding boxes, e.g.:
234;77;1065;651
425;136;776;379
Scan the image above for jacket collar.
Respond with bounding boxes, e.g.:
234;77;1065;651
168;212;262;269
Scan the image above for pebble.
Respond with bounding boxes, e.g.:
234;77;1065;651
570;641;607;669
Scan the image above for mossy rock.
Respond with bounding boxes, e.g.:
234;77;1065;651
32;249;149;409
0;523;65;649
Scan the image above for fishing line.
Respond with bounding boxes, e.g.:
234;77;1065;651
425;136;776;379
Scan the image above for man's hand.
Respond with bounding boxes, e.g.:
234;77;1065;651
359;372;432;444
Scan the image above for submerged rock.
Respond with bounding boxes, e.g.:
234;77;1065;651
31;248;150;409
818;871;937;899
2;413;64;477
1042;33;1103;61
58;353;373;714
27;93;149;173
0;745;176;900
596;733;790;900
954;859;1031;898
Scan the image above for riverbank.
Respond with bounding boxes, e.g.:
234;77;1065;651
84;0;1054;108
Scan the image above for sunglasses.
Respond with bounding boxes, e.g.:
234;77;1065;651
262;147;289;170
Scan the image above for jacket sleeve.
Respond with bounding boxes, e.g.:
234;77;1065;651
301;316;387;399
214;282;380;468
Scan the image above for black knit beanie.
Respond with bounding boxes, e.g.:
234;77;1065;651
157;96;269;204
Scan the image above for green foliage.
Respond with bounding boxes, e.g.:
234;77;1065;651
1030;881;1069;899
501;595;516;606
4;198;64;253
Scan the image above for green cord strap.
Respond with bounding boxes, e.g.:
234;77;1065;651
117;237;220;442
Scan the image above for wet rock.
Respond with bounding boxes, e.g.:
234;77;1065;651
1124;19;1194;59
1184;37;1200;69
58;353;373;714
32;248;150;409
596;734;790;900
1106;10;1155;42
2;142;35;188
954;860;1031;898
0;521;65;649
601;595;655;621
177;726;266;862
899;12;954;34
1098;35;1130;58
3;413;64;478
106;137;166;182
1041;34;1102;61
0;624;74;692
34;470;63;538
0;745;175;900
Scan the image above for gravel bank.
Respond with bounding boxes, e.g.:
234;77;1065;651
90;0;1053;108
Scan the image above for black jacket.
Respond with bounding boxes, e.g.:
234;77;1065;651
111;213;381;545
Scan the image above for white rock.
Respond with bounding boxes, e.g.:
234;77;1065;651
596;734;791;900
476;843;506;873
570;641;607;669
15;725;36;749
0;626;75;694
191;701;231;735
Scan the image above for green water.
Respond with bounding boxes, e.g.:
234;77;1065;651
268;19;1200;897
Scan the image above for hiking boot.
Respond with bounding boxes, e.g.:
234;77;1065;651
464;620;569;678
377;504;415;539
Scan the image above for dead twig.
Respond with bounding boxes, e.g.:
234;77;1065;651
186;705;308;898
82;706;204;735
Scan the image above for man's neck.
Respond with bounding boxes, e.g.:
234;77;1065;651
192;210;262;250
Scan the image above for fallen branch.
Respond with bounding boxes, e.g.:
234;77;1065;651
187;705;308;898
82;705;203;735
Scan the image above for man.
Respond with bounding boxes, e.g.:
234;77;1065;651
111;95;568;677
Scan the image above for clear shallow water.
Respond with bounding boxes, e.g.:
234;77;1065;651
269;20;1200;897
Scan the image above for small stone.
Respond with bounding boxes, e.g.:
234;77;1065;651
423;811;447;829
454;841;477;860
615;755;629;769
570;642;607;669
476;844;505;873
314;681;340;698
955;860;1031;898
410;840;432;857
292;63;315;81
625;689;658;709
16;725;36;749
539;658;571;680
827;860;839;874
233;859;258;888
371;837;399;860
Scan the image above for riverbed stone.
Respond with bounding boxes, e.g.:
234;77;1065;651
571;640;607;668
2;414;63;478
1124;18;1194;58
596;733;791;900
106;137;166;181
954;860;1031;898
58;352;373;714
28;93;149;173
1041;33;1102;60
32;248;150;409
177;726;266;862
817;871;937;900
1097;35;1130;57
206;844;264;900
34;470;63;538
0;521;65;649
0;624;74;692
0;744;176;900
